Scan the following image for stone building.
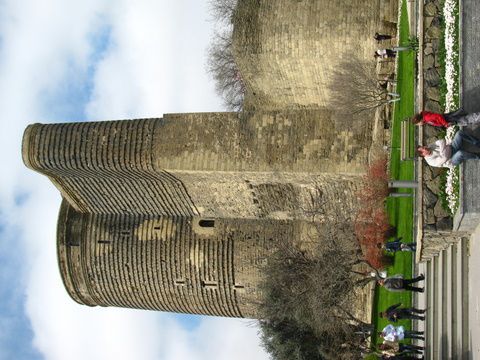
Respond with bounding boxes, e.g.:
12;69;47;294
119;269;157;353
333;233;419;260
22;0;393;318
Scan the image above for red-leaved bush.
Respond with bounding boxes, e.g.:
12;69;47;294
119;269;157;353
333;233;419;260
354;157;391;269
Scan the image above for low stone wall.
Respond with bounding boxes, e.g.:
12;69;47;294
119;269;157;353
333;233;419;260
422;0;443;114
422;126;453;232
421;230;468;261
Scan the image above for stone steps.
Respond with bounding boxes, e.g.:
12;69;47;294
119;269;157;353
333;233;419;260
415;238;469;359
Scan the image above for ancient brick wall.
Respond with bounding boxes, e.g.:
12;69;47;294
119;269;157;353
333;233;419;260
233;0;383;109
156;110;371;174
58;200;308;318
23;120;198;217
24;118;365;317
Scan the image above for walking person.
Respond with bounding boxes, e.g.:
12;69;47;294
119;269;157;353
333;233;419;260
412;109;480;127
417;129;480;168
374;32;394;42
378;274;425;293
375;49;396;59
380;324;425;341
382;237;416;252
380;303;426;322
375;47;413;59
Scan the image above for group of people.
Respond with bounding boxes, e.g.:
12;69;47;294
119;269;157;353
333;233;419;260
374;29;480;169
377;320;426;359
362;303;427;359
414;109;480;167
373;32;412;60
375;298;427;359
374;236;425;359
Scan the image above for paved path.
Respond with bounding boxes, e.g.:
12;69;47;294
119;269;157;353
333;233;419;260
455;0;480;233
461;0;480;358
468;232;480;359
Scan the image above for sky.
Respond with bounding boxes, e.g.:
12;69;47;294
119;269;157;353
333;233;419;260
0;0;270;359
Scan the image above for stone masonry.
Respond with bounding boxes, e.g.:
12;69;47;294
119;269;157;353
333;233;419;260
21;1;398;320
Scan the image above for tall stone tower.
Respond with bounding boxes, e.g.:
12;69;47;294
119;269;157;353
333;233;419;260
22;0;387;318
22;109;370;318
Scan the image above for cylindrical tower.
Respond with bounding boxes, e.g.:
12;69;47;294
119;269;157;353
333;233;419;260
57;200;307;318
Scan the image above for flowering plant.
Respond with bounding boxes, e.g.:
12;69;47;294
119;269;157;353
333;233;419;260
442;0;460;215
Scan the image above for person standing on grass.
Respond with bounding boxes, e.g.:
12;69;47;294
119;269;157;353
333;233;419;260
417;129;480;168
375;47;413;59
377;274;425;293
382;237;416;252
412;109;480;127
374;32;394;42
380;303;426;322
379;324;425;342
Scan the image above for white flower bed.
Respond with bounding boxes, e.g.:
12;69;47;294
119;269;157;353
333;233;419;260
443;0;460;214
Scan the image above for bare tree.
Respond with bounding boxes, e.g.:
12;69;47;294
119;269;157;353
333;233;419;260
208;0;238;24
328;55;396;116
207;30;245;110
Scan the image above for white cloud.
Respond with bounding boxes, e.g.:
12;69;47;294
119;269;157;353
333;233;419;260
0;0;269;359
86;0;224;119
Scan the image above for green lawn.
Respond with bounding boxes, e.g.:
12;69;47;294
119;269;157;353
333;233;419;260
371;0;416;347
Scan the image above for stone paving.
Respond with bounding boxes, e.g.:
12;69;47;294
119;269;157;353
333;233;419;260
459;0;480;355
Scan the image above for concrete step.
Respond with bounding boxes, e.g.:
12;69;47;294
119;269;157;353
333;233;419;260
425;260;433;360
416;237;470;360
461;237;470;359
452;241;463;359
442;247;453;359
433;252;443;360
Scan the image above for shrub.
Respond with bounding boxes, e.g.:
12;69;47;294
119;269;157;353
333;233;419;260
354;157;391;269
258;223;374;359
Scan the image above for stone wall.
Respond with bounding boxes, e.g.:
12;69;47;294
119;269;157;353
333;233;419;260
232;0;398;109
421;0;453;233
24;119;366;318
422;0;444;114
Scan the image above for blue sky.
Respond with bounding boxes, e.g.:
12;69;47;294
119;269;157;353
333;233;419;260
0;1;269;359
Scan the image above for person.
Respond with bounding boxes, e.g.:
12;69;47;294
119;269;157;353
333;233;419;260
412;109;480;127
375;47;413;59
375;49;396;59
378;274;424;292
381;354;424;359
379;324;424;341
382;237;416;252
417;129;480;168
375;32;394;42
380;303;426;322
378;342;424;356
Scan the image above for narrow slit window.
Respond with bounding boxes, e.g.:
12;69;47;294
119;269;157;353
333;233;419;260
199;219;215;228
201;280;217;288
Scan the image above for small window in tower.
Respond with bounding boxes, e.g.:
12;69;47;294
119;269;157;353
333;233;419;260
201;280;217;288
199;219;215;228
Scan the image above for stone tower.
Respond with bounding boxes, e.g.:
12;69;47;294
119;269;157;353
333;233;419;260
22;0;387;318
22;109;370;318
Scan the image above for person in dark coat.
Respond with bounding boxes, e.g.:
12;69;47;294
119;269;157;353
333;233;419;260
383;237;416;252
374;32;394;42
378;274;425;292
380;303;426;322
